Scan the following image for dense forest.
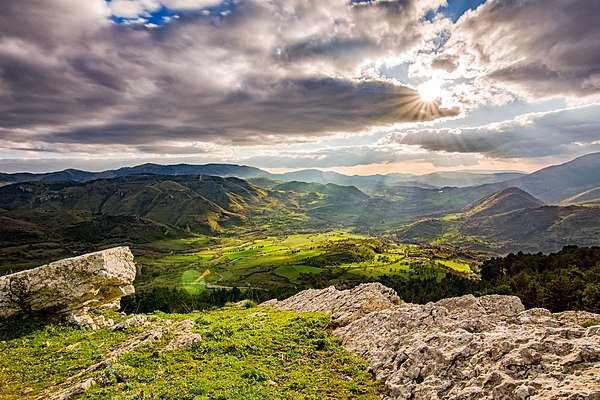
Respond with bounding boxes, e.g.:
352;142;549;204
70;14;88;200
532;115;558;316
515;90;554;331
381;246;600;313
478;246;600;312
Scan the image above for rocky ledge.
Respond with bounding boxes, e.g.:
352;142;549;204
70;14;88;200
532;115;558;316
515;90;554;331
262;282;400;325
0;247;136;319
267;284;600;399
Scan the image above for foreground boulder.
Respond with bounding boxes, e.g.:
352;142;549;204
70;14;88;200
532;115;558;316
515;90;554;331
263;282;400;325
0;247;136;319
264;284;600;399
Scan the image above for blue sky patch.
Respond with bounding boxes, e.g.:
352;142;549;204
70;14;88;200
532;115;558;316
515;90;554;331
426;0;488;22
106;0;236;27
109;5;180;27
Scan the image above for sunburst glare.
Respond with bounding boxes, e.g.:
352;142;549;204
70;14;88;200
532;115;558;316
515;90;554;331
417;79;446;103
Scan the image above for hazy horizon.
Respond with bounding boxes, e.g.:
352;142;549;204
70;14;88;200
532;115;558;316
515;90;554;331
0;156;557;176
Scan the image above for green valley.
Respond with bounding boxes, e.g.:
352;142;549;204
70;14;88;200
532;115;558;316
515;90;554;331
133;231;476;292
3;5;600;399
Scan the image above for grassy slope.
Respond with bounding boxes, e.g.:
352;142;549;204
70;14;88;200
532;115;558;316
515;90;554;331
0;307;383;400
560;187;600;205
463;187;544;218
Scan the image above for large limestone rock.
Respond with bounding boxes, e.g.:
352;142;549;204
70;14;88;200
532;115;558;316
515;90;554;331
0;247;136;319
263;284;600;399
335;294;600;399
264;282;400;325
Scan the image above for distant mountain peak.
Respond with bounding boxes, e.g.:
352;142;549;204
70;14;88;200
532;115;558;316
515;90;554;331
465;187;545;218
506;152;600;204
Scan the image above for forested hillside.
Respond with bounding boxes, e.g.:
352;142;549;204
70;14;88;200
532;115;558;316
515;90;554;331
381;246;600;313
479;246;600;312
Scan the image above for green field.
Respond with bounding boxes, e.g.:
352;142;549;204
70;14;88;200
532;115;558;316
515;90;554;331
0;226;477;292
435;259;474;275
133;231;475;291
275;265;325;283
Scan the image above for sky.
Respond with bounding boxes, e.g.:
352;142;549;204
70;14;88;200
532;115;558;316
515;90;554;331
0;0;599;175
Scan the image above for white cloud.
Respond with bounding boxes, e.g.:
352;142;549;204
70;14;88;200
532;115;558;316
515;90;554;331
109;0;160;18
439;0;600;99
242;144;480;169
161;0;222;10
108;0;222;19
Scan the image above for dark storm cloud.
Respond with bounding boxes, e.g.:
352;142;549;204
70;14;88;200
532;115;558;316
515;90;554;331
276;38;378;64
0;1;127;130
0;50;126;129
0;0;451;152
0;1;110;47
387;104;600;158
449;0;600;98
136;145;214;155
39;79;459;148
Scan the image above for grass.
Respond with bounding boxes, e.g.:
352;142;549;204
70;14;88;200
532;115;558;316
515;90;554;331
441;213;462;221
0;312;134;399
346;261;411;278
140;236;216;253
581;320;600;328
0;242;71;275
224;244;288;261
132;232;358;290
0;308;384;399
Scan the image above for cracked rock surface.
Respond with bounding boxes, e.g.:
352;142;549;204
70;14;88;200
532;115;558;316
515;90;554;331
335;294;600;399
266;284;600;399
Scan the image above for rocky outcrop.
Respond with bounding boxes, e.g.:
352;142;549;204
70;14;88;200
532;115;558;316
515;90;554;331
0;247;136;319
161;319;201;353
112;315;151;330
263;282;400;325
77;314;115;331
337;294;600;399
45;378;95;400
264;284;600;399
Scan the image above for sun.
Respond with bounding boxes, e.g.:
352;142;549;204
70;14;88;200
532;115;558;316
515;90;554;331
417;79;445;102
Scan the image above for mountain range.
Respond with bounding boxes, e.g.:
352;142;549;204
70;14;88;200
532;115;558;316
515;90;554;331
397;187;600;254
0;152;599;256
0;161;526;192
0;174;281;233
2;152;599;203
496;152;600;204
